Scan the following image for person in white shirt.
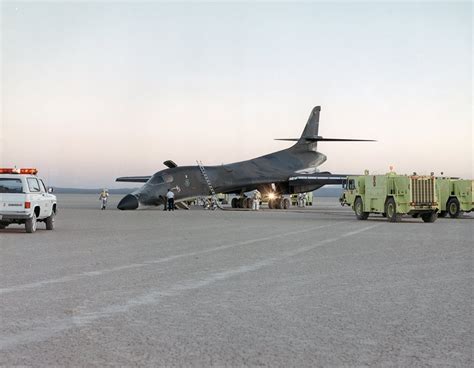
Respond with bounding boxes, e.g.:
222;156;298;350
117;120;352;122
252;190;261;210
298;193;306;208
99;189;109;210
166;189;175;211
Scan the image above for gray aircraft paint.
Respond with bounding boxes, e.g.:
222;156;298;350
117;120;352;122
117;106;373;210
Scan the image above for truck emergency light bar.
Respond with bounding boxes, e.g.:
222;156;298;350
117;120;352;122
0;168;38;175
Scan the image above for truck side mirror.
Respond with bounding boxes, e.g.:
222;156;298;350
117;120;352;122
48;187;54;193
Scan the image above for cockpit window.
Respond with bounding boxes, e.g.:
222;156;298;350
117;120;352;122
150;175;164;184
150;174;174;185
163;174;174;183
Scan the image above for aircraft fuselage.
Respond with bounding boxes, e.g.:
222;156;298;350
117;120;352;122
118;146;327;210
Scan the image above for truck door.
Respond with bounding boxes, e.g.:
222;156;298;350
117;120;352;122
39;179;53;216
26;178;45;217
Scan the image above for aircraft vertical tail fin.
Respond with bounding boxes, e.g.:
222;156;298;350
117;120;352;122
299;106;320;141
274;105;375;144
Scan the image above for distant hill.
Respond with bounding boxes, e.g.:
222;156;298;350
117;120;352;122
54;187;138;195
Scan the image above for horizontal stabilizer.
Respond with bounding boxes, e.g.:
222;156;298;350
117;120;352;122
116;176;151;183
163;160;178;168
275;137;375;142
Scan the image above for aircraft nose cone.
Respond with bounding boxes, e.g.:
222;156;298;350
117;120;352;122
117;194;139;210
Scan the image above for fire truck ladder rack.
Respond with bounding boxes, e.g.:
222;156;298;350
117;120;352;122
197;160;223;210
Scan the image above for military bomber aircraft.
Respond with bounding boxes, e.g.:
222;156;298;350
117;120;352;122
116;106;373;210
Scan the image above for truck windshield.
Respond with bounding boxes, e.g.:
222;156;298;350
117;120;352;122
0;179;23;193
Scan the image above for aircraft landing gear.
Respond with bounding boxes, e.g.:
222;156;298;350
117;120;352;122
231;196;253;209
268;197;290;210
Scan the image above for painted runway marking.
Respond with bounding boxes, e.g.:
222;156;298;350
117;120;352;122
0;223;379;350
0;222;345;295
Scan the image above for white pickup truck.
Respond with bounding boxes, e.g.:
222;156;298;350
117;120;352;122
0;169;57;233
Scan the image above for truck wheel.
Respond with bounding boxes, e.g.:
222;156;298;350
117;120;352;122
421;211;438;223
45;211;55;230
447;198;460;218
438;211;447;218
354;197;369;220
385;198;401;222
283;198;290;209
25;213;37;233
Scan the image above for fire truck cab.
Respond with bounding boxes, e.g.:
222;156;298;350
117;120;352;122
0;168;57;233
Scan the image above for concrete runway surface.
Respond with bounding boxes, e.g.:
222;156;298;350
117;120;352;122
0;195;472;367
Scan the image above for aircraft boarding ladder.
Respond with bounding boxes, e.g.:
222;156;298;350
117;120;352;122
197;161;222;209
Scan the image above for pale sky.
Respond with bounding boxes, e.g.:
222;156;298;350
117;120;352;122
1;1;472;188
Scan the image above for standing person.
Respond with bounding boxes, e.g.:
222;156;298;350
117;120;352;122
166;188;175;211
252;189;261;211
99;189;109;210
298;193;304;208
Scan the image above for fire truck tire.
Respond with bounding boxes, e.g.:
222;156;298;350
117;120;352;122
283;198;290;209
438;211;447;218
447;198;460;218
385;198;401;222
45;211;55;230
421;211;438;223
354;197;369;220
25;213;37;233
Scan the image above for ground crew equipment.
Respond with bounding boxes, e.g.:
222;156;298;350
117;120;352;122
197;160;222;209
340;172;439;222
